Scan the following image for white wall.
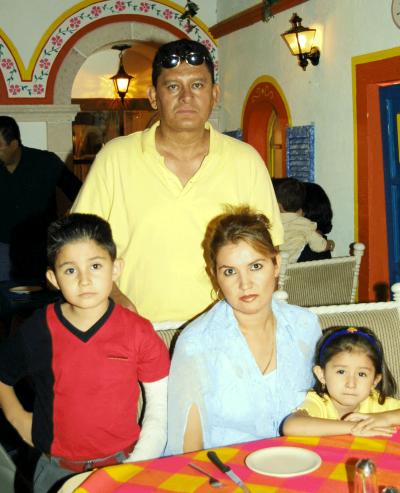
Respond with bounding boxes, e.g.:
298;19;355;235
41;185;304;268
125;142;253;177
216;0;400;256
19;122;47;149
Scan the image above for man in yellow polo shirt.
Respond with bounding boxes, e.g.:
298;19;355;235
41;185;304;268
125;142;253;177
71;39;283;324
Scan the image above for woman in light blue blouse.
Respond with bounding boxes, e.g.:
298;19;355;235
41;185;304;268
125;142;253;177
166;206;321;454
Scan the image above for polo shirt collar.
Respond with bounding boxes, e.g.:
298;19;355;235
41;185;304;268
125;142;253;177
141;120;222;158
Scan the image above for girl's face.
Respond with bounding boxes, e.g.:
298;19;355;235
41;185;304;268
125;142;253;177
314;350;382;416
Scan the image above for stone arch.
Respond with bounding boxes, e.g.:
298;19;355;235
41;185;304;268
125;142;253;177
0;0;218;104
53;20;179;104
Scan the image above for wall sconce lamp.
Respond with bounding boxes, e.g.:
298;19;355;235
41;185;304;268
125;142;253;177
281;13;320;71
110;44;133;103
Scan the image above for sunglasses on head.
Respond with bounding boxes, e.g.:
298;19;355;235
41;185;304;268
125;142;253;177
159;52;207;69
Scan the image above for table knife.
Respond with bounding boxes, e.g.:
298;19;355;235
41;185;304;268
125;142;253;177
207;451;251;493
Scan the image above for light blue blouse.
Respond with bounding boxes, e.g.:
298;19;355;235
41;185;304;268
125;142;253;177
165;299;321;455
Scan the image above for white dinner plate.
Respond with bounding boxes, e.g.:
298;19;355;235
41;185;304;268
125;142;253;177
9;285;43;294
245;446;321;478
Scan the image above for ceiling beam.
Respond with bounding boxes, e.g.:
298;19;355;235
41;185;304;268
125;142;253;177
209;0;309;39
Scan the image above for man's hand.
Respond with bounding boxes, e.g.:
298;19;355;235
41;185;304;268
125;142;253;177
0;382;33;446
111;283;137;312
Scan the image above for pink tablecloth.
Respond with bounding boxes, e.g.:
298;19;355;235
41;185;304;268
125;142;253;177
73;432;400;492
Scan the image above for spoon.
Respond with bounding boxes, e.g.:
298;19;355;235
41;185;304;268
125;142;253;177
188;462;224;488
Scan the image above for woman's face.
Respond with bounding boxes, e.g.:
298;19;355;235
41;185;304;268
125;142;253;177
215;240;280;318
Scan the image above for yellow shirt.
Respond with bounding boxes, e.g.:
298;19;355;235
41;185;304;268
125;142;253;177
298;390;400;418
72;122;283;322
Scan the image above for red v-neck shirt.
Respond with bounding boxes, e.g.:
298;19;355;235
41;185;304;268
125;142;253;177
0;301;170;460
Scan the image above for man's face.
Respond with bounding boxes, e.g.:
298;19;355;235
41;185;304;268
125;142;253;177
0;134;19;167
147;61;220;132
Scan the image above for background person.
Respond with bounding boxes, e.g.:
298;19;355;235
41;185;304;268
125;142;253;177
283;326;400;436
274;177;334;263
71;39;283;326
0;116;81;282
0;214;170;492
166;206;321;454
298;181;334;262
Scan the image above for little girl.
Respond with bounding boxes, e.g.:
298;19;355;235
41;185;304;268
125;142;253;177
283;326;400;436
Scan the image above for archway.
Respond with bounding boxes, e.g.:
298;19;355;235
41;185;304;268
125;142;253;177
353;48;400;301
0;0;218;104
242;76;291;175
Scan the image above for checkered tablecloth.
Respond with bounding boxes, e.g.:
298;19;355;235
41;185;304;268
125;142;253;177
74;432;400;492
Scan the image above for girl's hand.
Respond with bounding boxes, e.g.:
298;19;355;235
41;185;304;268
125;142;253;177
348;416;395;437
344;412;373;422
345;412;395;428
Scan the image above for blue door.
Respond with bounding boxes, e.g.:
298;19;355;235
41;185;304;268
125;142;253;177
380;84;400;286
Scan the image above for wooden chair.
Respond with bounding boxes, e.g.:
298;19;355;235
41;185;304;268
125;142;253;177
308;283;400;397
277;242;365;307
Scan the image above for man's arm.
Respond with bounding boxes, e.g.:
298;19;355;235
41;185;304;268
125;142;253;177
111;283;137;312
245;148;284;246
125;376;168;461
56;165;82;202
0;381;33;446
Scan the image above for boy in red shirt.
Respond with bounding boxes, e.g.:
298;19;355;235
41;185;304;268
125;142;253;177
0;213;170;492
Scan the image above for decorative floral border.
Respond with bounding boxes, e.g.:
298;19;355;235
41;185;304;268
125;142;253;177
0;0;218;99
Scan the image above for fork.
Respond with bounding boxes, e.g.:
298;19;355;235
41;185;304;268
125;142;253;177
188;462;224;488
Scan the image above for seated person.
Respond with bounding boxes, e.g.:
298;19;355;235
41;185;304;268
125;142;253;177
274;177;334;263
165;205;321;454
283;326;400;437
0;213;170;493
298;181;334;262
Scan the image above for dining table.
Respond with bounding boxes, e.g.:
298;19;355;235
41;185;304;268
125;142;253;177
59;431;400;492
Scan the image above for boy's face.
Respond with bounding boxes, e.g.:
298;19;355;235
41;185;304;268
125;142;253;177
46;239;122;313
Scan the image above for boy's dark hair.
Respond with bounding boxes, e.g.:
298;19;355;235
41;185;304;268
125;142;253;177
0;116;22;145
274;177;305;213
303;182;333;234
313;326;397;405
47;213;117;269
152;39;215;87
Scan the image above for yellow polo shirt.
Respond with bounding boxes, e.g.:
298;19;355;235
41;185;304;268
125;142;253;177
72;122;283;322
298;390;400;418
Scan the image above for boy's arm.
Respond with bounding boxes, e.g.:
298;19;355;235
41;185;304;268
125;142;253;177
0;381;33;446
308;230;334;253
125;376;168;462
283;410;394;437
